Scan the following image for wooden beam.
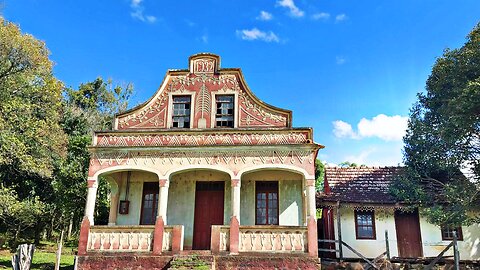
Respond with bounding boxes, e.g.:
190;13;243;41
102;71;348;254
336;201;343;260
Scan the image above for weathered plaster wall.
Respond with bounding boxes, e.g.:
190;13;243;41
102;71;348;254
334;208;480;260
419;218;480;260
241;170;304;226
115;171;158;226
334;208;399;258
167;170;230;249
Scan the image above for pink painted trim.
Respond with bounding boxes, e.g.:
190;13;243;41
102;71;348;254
152;216;164;255
229;216;239;255
77;217;90;256
307;216;318;257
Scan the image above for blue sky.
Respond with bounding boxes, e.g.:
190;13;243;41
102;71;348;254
3;0;480;166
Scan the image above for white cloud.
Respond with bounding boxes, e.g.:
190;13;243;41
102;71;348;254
131;0;142;7
201;34;208;44
257;11;273;21
236;28;280;43
342;144;404;166
333;114;408;141
336;56;346;65
312;12;330;20
344;148;376;165
276;0;304;17
130;0;156;23
333;120;359;139
335;13;347;22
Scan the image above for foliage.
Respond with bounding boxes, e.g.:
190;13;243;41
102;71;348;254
315;159;325;192
53;78;132;227
0;187;45;246
0;17;132;243
338;161;367;168
393;22;480;226
0;17;66;180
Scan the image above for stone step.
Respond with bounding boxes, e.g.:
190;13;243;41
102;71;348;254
168;255;214;270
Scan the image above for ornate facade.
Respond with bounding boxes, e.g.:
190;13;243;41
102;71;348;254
77;53;322;263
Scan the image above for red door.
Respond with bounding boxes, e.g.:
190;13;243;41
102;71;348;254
395;210;423;257
192;181;225;250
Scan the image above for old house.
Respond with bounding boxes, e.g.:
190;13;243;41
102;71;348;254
318;167;480;261
76;53;322;269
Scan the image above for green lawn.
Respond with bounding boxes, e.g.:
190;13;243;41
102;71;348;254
0;251;74;270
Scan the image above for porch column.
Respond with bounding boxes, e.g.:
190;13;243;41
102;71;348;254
153;178;169;255
230;178;241;254
108;177;121;226
78;178;97;255
306;178;318;257
84;179;98;225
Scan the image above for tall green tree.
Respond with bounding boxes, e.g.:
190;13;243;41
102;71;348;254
393;23;480;226
53;78;132;229
0;17;66;186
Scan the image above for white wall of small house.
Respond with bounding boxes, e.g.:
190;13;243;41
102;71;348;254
333;208;480;260
419;217;480;260
334;208;400;259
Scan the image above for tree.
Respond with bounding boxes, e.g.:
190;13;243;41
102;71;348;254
53;78;132;229
393;22;480;226
315;159;325;192
0;17;66;181
0;186;45;246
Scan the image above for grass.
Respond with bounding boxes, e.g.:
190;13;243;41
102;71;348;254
0;241;76;270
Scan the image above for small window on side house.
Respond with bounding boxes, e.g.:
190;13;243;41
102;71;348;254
172;96;191;128
216;95;234;127
441;226;463;241
255;181;278;225
354;210;376;239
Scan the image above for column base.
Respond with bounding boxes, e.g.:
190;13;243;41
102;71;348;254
229;216;240;255
78;216;91;256
307;216;318;257
152;216;165;255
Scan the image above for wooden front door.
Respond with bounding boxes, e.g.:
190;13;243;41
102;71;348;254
395;210;423;258
192;181;224;250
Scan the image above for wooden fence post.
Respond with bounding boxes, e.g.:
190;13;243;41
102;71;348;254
11;244;35;270
453;231;460;270
54;229;64;270
385;230;390;260
336;201;343;260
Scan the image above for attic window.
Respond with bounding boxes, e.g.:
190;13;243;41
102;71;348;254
172;96;191;128
215;95;234;127
441;226;463;241
354;210;376;239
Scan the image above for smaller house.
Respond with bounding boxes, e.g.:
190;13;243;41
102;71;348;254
317;167;480;261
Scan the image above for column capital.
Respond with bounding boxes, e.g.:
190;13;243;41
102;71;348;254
231;179;241;187
87;179;98;188
159;179;169;187
305;179;315;187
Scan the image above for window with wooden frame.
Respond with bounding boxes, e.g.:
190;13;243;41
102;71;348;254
255;181;279;225
354;210;376;239
140;182;159;225
172;96;191;128
441;226;463;241
215;95;234;127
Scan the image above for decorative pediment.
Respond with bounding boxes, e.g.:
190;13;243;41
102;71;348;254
114;53;292;130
